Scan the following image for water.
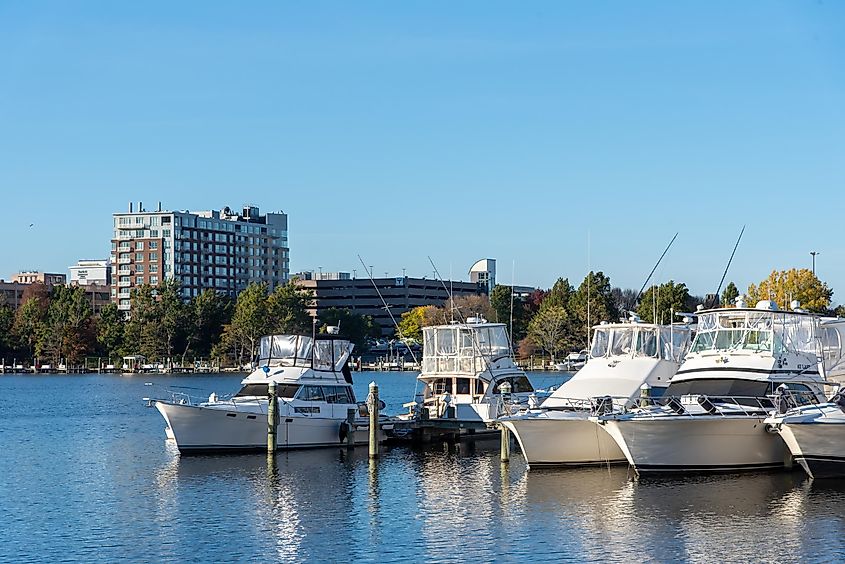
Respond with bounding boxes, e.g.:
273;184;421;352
2;372;844;563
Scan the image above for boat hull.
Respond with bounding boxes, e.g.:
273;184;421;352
776;421;845;479
601;415;788;474
501;413;625;467
155;401;368;454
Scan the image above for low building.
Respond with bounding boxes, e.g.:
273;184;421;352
11;271;66;286
0;280;26;308
296;276;487;337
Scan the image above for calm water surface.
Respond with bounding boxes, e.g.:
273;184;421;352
2;371;844;563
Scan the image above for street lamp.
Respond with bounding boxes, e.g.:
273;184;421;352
810;251;819;275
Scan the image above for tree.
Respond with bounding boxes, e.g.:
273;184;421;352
181;290;232;360
157;279;188;365
13;285;50;358
40;285;94;365
124;285;165;360
542;278;574;311
721;282;739;307
568;271;619;349
490;284;530;343
636;281;691;324
0;298;15;358
747;269;833;313
96;302;125;360
611;287;638;313
219;282;270;365
397;306;428;343
527;306;573;364
267;281;314;335
319;308;380;352
449;294;495;323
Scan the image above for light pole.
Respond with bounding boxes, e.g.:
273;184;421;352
810;251;819;275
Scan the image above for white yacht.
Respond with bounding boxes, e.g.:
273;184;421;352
400;317;534;425
765;388;845;479
597;298;845;474
500;320;692;467
552;351;589;372
150;332;373;454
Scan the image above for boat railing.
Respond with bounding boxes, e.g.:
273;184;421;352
618;394;782;418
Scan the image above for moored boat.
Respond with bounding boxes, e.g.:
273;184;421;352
765;389;845;478
500;319;692;467
149;330;377;454
597;298;845;475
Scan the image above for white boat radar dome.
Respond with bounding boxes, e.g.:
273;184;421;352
734;295;747;309
755;300;779;311
326;325;340;335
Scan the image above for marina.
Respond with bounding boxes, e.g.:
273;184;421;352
3;369;845;563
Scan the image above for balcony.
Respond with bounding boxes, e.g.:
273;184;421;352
118;257;131;264
118;281;131;287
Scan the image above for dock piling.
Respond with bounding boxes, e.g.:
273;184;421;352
346;407;356;450
368;381;379;459
500;423;510;463
639;383;651;408
267;381;278;453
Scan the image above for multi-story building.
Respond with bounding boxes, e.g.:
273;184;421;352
293;270;352;281
111;202;289;311
296;275;487;337
11;271;67;286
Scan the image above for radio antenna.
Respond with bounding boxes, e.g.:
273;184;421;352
715;225;746;298
634;232;679;305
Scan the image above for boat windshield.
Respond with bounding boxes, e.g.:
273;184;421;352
590;326;689;360
690;311;817;356
257;335;352;370
664;378;771;398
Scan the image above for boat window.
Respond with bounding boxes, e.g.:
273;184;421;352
322;385;355;404
475;379;485;395
610;328;633;356
660;327;692;362
276;384;301;399
235;383;269;397
430;378;452;394
664;378;771;406
456;378;471;394
493;376;534;394
299;385;326;402
437;328;457;356
634;328;658;357
777;383;818;406
313;341;334;370
590;329;610;358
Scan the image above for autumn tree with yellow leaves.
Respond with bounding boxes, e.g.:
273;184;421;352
746;269;832;313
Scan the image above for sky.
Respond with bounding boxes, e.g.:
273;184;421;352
1;2;844;301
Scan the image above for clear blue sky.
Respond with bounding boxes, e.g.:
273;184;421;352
1;2;843;301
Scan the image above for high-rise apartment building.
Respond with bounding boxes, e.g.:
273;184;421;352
111;202;289;311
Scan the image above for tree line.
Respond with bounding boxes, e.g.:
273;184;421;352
0;279;378;368
396;268;836;364
0;267;835;368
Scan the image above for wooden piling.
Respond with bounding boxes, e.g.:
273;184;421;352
500;423;510;463
346;408;356;450
267;381;278;453
639;383;651;408
368;381;379;459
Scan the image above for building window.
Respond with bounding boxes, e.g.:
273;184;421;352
150;276;158;285
150;265;158;273
149;252;158;262
136;264;144;273
136;241;144;251
135;253;144;261
136;276;144;284
150;230;159;237
149;241;158;250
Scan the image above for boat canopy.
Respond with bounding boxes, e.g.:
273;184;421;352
257;334;353;371
690;310;817;357
422;323;512;375
589;324;691;363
